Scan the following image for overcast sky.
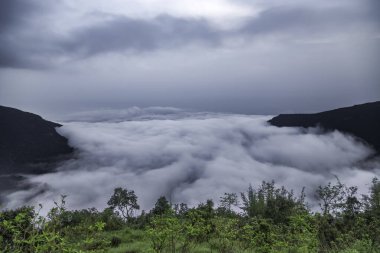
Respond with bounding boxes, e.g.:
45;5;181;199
0;0;379;118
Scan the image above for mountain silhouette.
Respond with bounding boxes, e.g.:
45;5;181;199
0;106;73;175
268;101;380;152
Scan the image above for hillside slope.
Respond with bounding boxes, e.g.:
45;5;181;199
268;101;380;151
0;106;73;174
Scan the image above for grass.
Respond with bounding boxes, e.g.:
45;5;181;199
98;228;259;253
101;228;151;253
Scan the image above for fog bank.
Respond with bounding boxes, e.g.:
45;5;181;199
3;108;379;212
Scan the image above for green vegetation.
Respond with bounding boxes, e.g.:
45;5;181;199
1;178;380;252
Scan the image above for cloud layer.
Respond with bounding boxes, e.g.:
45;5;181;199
1;0;379;68
1;0;379;116
3;109;379;212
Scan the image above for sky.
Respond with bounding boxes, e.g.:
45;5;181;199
0;0;380;117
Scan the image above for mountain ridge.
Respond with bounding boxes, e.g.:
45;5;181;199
268;101;380;152
0;105;74;174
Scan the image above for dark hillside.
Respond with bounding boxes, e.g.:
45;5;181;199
0;106;73;174
268;101;380;152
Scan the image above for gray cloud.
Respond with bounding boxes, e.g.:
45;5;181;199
0;12;221;68
368;0;380;22
60;15;220;58
241;6;352;35
0;0;378;117
2;109;379;212
61;107;225;123
1;0;379;69
0;0;40;31
62;4;379;59
0;0;56;68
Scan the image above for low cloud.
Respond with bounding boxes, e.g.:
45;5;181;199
3;108;379;212
63;106;196;122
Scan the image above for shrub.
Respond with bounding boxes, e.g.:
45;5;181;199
110;236;122;247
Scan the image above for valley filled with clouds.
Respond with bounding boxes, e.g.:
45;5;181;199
4;108;379;212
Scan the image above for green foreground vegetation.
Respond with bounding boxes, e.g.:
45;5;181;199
1;178;380;253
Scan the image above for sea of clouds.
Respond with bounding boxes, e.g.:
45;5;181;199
4;107;380;212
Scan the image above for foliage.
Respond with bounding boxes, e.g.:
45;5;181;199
209;217;239;252
150;196;172;216
362;178;380;249
107;187;140;221
218;193;238;216
283;213;319;251
240;181;306;224
146;215;181;253
0;197;80;253
2;179;380;253
315;177;362;217
110;236;121;248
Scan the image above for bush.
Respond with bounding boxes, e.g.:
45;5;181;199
110;236;122;247
240;181;306;224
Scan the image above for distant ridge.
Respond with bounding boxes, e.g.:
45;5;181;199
0;106;73;174
268;101;380;152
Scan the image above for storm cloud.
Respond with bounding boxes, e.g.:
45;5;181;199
0;0;58;68
241;4;378;36
0;0;379;120
1;0;379;68
60;15;221;58
3;109;379;212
